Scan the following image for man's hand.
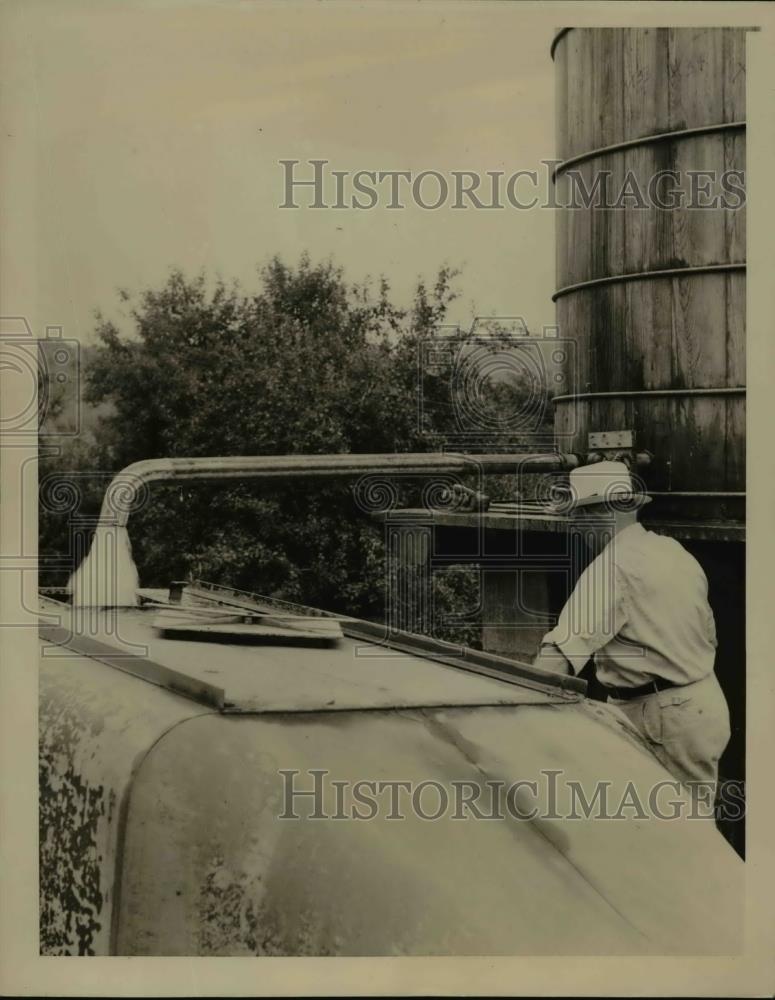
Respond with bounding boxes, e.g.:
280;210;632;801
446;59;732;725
533;643;572;677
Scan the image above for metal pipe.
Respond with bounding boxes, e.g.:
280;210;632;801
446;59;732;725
586;451;653;469
98;452;581;528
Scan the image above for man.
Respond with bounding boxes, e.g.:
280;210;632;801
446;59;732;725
534;461;731;805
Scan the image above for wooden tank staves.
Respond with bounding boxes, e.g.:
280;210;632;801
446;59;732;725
552;28;747;529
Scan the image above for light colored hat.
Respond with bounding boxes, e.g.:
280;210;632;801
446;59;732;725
564;460;652;511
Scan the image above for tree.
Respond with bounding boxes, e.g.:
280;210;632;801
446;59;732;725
71;255;478;634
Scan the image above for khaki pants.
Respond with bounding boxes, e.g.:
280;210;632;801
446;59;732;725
608;672;731;808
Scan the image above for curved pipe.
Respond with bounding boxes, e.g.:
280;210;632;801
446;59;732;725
98;452;582;528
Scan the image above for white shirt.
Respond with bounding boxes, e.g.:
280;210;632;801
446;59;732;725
542;522;717;687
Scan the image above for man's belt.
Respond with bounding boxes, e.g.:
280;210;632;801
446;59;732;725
601;676;680;701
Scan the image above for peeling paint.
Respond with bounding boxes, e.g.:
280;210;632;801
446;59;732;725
39;699;114;955
39;640;211;955
197;856;335;956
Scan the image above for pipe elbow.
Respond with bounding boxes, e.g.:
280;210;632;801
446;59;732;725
98;458;176;527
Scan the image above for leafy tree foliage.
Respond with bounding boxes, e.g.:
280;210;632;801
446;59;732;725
39;257;474;639
40;255;552;647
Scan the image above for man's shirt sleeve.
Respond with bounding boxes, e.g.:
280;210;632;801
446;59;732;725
705;602;718;649
541;555;629;674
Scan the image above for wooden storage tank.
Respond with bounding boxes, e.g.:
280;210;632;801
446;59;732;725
552;27;746;531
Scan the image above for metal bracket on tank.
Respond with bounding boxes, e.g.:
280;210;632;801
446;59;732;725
586;430;639;468
588;430;634;451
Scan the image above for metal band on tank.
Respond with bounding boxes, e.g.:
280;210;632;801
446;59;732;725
552;387;746;404
552;263;746;301
647;491;745;498
553;121;746;178
550;27;574;59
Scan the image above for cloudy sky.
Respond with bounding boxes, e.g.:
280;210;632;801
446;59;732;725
19;0;561;341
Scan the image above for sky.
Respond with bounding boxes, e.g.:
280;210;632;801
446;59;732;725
21;0;559;342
